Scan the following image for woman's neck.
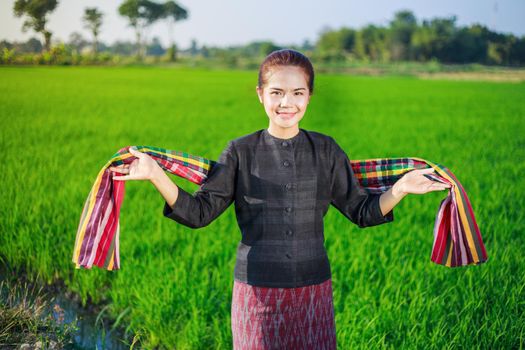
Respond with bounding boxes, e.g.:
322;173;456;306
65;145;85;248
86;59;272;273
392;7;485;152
267;124;300;140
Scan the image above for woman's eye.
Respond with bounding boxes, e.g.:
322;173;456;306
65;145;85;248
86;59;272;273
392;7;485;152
295;92;303;96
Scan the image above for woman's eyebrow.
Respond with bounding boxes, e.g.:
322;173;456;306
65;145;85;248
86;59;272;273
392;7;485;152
268;87;307;91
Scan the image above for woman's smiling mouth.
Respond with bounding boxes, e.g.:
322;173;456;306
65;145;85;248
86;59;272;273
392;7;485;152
277;112;296;119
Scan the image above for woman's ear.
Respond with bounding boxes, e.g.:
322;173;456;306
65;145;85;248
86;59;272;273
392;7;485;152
256;86;263;104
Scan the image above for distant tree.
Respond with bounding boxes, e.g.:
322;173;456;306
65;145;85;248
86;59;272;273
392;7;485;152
259;42;280;57
389;10;417;60
316;27;356;61
411;22;434;61
361;25;389;61
0;38;44;53
118;0;164;59
200;45;209;58
449;24;488;63
161;1;188;61
0;40;14;52
13;0;58;52
301;39;314;52
486;30;515;65
22;37;44;53
118;0;142;58
83;7;103;54
312;10;524;66
510;36;525;66
110;40;136;55
189;38;199;56
147;37;165;56
242;41;280;57
68;32;89;54
351;25;388;61
429;17;457;62
243;42;261;56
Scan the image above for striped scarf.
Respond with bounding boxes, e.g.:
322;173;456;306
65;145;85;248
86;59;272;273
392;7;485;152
72;146;487;271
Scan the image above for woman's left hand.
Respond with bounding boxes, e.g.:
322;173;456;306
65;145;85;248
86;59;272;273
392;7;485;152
397;167;452;195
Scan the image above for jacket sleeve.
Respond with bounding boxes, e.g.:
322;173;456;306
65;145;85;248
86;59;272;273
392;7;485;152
329;137;394;228
162;140;238;229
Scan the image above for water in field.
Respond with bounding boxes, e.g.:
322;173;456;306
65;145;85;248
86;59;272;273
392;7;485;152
0;273;133;350
49;293;132;350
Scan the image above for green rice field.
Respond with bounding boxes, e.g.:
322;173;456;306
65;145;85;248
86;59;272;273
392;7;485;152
0;66;524;349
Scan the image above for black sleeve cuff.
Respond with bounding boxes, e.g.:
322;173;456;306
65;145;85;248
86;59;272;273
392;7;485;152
366;193;394;228
162;186;199;228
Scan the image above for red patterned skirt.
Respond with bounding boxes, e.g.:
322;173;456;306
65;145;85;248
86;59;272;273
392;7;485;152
231;278;337;350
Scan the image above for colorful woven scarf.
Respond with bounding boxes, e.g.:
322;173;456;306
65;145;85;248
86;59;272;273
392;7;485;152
72;146;487;271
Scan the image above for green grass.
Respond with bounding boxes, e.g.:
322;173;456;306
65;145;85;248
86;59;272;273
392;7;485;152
0;277;78;348
0;66;524;349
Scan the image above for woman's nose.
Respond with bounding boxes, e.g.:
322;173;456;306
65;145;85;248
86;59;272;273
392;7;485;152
280;93;292;107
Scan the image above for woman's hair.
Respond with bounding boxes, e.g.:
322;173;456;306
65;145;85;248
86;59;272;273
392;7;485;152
257;49;315;94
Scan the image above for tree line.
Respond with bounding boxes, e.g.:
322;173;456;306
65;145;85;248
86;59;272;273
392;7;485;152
9;0;187;60
315;10;525;66
3;1;525;66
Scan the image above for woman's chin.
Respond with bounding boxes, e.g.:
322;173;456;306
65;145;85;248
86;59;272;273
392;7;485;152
272;115;302;127
277;112;296;120
273;120;296;129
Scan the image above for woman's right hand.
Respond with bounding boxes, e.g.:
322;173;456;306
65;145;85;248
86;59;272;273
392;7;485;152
109;147;162;182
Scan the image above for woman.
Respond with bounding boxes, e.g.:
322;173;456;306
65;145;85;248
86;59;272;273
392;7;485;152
110;49;450;349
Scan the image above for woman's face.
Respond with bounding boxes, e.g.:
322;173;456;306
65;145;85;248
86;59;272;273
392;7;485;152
256;65;311;132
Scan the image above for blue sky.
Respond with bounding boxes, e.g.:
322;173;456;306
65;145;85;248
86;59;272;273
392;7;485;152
1;0;524;49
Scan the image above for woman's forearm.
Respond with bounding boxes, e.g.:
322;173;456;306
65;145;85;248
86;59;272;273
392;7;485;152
379;180;407;216
150;167;180;209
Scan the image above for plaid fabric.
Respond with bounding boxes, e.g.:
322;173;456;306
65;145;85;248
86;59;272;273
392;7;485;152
351;157;487;267
72;146;487;270
72;146;215;270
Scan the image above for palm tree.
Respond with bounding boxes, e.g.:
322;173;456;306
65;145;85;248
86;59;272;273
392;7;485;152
13;0;58;52
118;0;164;59
162;1;188;61
83;7;103;55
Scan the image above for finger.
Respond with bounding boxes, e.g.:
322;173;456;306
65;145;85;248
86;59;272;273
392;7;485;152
433;180;451;187
113;174;139;181
433;183;451;190
427;187;448;192
420;167;435;173
109;166;129;173
109;166;128;172
428;179;448;186
129;147;143;158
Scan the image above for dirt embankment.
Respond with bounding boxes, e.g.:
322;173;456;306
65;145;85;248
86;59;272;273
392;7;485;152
418;70;525;82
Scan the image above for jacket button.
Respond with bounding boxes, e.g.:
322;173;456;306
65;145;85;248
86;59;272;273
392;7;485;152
286;253;292;259
281;141;289;147
285;183;292;190
283;160;290;167
285;207;292;213
286;229;293;236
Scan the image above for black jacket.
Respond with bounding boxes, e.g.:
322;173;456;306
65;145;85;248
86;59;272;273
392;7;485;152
163;128;394;287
